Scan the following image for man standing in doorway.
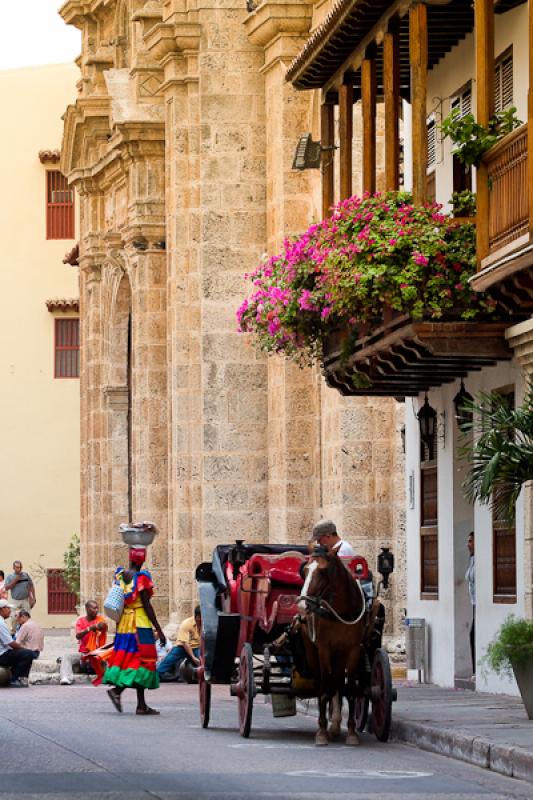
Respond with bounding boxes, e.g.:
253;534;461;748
465;531;476;679
4;561;35;633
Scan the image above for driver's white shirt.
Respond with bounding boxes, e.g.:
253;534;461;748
333;539;355;557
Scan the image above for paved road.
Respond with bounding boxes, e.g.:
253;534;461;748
0;683;531;799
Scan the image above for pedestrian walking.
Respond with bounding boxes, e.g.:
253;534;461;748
4;561;35;633
0;599;36;687
103;546;166;715
465;531;476;678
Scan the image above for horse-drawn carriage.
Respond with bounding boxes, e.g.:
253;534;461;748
195;540;397;744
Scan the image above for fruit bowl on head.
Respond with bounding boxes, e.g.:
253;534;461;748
119;521;158;547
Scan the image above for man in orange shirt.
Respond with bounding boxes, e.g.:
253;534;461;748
60;600;107;685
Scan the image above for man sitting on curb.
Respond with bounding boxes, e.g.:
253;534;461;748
0;599;35;687
157;606;201;682
15;610;44;660
60;600;108;685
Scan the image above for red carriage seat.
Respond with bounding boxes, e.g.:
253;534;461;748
247;553;305;587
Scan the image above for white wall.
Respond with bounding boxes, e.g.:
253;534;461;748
406;361;523;693
426;4;528;212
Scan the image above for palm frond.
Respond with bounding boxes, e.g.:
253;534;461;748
460;382;533;523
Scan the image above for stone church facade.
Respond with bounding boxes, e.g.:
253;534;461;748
60;0;405;632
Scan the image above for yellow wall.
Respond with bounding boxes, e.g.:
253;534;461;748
0;63;80;627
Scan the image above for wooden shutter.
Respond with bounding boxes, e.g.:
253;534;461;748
492;390;516;602
46;171;75;240
494;49;513;113
55;318;80;378
47;569;77;614
420;430;438;598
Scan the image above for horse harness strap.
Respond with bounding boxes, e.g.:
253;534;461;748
299;578;366;627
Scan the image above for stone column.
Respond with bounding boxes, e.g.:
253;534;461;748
506;318;533;619
246;2;320;544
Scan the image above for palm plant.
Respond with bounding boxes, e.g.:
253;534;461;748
460;382;533;522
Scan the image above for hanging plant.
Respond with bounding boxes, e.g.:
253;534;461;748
236;192;497;365
440;106;522;171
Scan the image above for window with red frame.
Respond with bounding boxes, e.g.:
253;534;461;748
47;569;77;615
55;318;80;378
46;171;74;240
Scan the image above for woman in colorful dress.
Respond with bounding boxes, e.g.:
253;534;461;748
104;546;166;715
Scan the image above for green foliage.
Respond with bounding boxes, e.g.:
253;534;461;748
450;190;476;217
482;615;533;678
237;192;497;365
441;106;522;171
63;533;81;601
460;383;533;523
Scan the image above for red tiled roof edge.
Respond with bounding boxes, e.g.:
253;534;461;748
39;149;61;164
45;298;80;313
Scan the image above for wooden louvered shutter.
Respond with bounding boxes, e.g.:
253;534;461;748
420;430;438;598
55;318;80;378
46;171;75;240
494;49;513;113
47;569;77;614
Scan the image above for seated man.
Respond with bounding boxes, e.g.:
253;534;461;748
0;599;35;687
313;519;355;556
59;600;108;685
157;606;201;681
15;610;44;659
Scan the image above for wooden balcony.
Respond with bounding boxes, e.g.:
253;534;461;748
484;123;529;256
322;315;513;399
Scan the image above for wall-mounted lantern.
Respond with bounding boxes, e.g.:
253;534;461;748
417;395;437;447
453;379;474;430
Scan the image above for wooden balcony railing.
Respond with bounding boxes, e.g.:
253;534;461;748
484;123;528;255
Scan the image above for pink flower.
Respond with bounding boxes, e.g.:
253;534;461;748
321;307;332;319
413;252;429;267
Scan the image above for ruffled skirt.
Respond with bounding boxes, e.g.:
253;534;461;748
103;606;159;690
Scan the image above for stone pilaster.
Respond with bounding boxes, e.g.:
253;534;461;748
246;2;320;544
506;317;533;619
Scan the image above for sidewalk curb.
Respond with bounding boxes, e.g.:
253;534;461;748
391;717;533;784
297;701;533;784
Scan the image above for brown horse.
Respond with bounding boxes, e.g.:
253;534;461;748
300;550;366;746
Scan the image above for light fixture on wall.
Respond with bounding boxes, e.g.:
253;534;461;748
292;133;337;171
417;395;437;447
453;379;474;430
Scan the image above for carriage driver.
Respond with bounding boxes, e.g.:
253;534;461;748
312;519;355;557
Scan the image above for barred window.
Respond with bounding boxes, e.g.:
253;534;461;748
46;171;75;240
55;318;80;379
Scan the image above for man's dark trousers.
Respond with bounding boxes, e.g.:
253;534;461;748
0;648;34;679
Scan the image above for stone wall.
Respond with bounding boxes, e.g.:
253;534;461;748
61;0;406;636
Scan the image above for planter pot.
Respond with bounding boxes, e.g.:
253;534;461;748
511;659;533;719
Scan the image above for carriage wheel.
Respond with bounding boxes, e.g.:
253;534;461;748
370;648;393;742
198;637;211;729
238;643;255;738
354;695;369;732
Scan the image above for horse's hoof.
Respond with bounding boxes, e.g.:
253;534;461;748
346;733;360;746
315;732;329;746
329;723;341;739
